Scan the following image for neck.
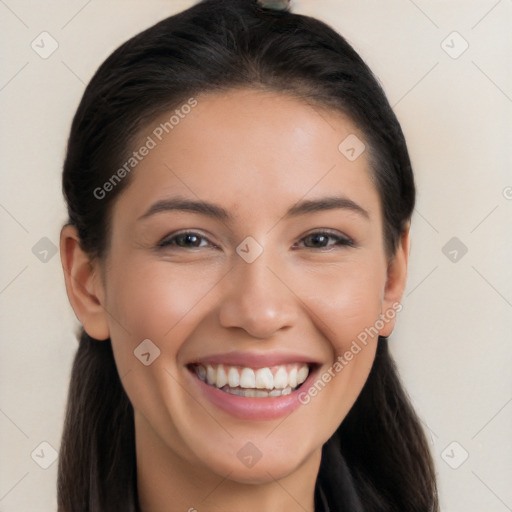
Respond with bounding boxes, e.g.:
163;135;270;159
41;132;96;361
134;411;322;512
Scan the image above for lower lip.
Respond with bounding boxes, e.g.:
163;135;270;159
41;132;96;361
187;366;319;421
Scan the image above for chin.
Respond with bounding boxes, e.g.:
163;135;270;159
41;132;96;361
197;444;312;485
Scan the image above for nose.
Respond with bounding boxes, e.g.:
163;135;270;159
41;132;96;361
218;249;298;339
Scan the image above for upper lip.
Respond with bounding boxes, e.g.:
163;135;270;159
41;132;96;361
188;350;321;368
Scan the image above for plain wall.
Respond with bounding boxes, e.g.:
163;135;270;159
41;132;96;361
1;1;511;510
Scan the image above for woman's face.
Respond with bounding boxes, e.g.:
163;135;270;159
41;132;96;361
91;88;406;484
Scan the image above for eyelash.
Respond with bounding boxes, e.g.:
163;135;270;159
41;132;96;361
156;229;356;251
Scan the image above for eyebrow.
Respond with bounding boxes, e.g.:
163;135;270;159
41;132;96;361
137;194;370;222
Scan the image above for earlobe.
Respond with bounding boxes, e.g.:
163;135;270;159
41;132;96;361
379;223;410;338
59;224;110;341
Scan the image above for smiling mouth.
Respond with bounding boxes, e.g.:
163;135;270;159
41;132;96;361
188;362;315;397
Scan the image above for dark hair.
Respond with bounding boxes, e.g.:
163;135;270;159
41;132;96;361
58;1;438;510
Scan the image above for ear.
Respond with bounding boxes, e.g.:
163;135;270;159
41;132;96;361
59;224;110;341
379;223;410;338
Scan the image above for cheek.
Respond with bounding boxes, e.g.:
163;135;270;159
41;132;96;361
302;262;385;354
103;261;218;451
298;262;385;414
104;258;227;389
107;258;218;339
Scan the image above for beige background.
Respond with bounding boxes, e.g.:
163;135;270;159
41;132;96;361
1;1;511;510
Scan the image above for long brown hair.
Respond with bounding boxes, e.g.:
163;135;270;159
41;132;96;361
58;1;439;510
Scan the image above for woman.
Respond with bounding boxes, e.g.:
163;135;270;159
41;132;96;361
58;0;439;510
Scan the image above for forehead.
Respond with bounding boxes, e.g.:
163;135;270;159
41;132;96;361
112;88;380;224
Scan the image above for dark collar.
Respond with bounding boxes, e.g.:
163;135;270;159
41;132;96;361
317;482;330;512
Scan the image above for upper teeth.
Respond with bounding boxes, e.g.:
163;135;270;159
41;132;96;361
194;363;310;391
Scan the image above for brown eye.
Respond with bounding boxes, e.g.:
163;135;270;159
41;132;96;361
158;231;212;249
298;231;355;250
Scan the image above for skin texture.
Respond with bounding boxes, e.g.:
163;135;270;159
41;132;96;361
60;88;410;512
